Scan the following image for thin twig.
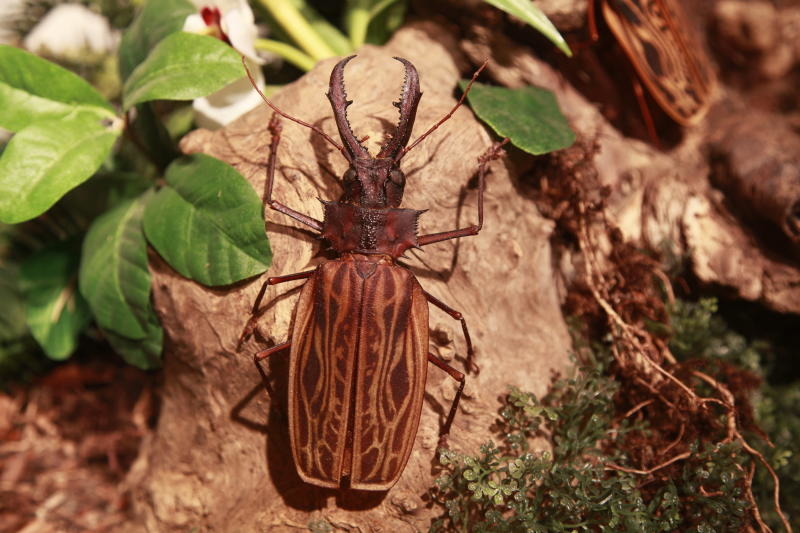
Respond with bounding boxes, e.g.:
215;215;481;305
605;451;690;475
659;423;685;457
692;370;791;533
622;399;653;419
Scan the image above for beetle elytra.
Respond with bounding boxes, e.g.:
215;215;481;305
587;0;716;139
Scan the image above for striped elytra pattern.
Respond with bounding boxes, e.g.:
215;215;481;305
288;256;428;490
598;0;716;125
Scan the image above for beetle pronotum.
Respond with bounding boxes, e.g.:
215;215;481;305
237;56;504;490
587;0;716;139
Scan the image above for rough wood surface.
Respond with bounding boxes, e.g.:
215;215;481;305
461;23;800;315
125;22;573;532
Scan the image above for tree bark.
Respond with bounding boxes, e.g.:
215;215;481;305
126;22;573;532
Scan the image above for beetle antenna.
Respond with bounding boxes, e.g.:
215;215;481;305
395;59;489;162
241;56;346;157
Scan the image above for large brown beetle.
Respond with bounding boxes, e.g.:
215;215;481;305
238;56;504;490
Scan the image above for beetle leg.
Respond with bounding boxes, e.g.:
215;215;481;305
427;353;465;448
587;0;600;42
631;76;661;147
424;290;479;375
253;341;291;412
567;0;600;53
264;114;324;232
237;269;315;351
417;139;508;247
254;340;291;362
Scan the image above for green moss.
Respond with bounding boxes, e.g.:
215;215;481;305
432;298;795;531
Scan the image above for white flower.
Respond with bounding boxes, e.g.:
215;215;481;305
183;0;266;129
23;4;117;61
191;68;266;129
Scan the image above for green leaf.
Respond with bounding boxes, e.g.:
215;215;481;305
0;262;28;343
143;154;272;286
260;0;351;57
483;0;572;56
59;171;153;221
0;45;114;132
20;240;91;360
122;32;244;110
344;0;406;48
294;0;352;56
118;0;196;80
80;192;156;340
0;110;122;224
364;0;406;45
0;262;43;383
104;315;163;370
462;82;575;155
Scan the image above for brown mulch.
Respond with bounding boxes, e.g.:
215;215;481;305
0;359;155;533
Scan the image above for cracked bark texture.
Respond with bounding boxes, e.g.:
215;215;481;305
125;22;572;532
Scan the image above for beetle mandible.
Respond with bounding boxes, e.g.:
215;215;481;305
238;55;505;491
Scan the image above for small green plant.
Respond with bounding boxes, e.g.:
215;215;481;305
432;361;691;532
432;298;795;532
668;298;799;529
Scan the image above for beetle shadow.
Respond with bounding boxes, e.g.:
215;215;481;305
307;117;344;200
274;162;337;208
403;135;449;183
422;390;450;434
256;113;342;204
230;350;327;510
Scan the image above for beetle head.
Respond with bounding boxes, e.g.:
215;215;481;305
327;55;421;208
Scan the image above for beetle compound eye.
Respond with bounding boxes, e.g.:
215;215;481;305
384;169;406;207
343;168;357;184
342;168;360;201
389;169;405;187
